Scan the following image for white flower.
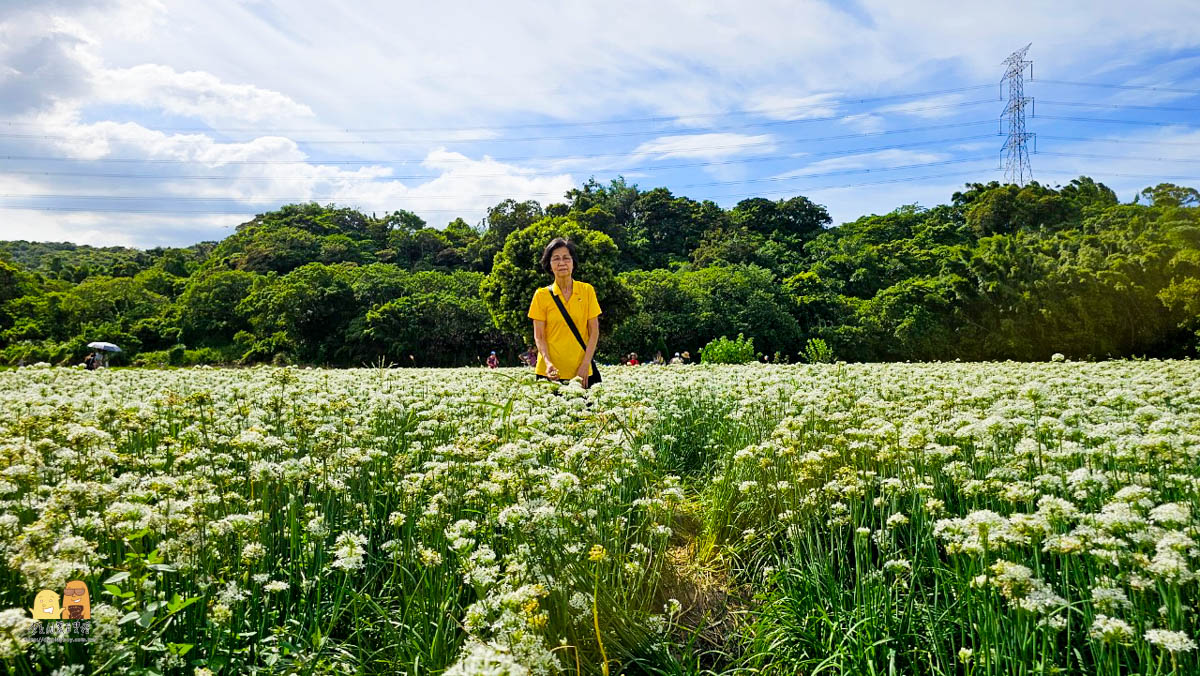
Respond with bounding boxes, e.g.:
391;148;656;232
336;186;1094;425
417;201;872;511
305;514;328;537
331;532;368;572
419;547;443;567
1149;502;1191;527
1091;585;1132;612
241;542;266;562
444;640;531;676
0;608;36;659
1145;629;1197;653
1089;615;1134;644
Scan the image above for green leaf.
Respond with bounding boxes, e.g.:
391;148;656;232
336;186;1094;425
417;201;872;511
104;571;131;585
137;609;155;628
118;611;140;625
166;596;201;614
167;642;194;656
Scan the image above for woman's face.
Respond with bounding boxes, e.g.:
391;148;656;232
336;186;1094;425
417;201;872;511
548;246;574;277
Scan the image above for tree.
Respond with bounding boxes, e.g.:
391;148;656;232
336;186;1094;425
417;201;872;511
233;226;321;274
240;263;359;363
1138;183;1200;208
732;196;830;240
965;182;1077;238
177;269;262;346
0;259;39;334
473;200;542;272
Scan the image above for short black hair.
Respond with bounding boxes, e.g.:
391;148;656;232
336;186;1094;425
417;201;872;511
540;237;577;273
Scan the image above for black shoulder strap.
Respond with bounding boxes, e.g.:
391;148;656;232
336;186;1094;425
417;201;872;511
548;285;588;351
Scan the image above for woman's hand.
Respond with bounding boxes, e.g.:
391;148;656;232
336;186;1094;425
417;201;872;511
575;362;590;388
545;361;558;379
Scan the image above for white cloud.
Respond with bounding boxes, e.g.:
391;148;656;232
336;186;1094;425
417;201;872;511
773;149;951;179
0;210;246;248
838;114;886;133
631;133;776;160
91;63;314;123
745;92;840;121
875;93;985;119
5;1;1200;246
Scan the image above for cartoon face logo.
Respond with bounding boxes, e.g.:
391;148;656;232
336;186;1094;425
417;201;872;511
30;589;61;619
60;580;91;620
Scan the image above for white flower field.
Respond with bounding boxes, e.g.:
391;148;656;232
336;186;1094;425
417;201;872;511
1;361;1199;675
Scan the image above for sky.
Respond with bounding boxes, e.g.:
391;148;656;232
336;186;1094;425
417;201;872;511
1;0;1198;249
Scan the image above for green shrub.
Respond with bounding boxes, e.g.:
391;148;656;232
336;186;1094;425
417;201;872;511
184;346;234;365
132;345;236;367
132;349;172;367
801;337;836;364
700;333;756;364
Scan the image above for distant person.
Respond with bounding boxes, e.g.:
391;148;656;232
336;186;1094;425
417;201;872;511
84;352;97;371
654;351;664;365
681;351;690;364
627;352;639;366
528;237;602;389
487;351;499;369
523;346;537;367
670;352;683;365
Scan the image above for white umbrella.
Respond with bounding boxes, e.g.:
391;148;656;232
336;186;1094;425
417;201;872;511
87;342;122;352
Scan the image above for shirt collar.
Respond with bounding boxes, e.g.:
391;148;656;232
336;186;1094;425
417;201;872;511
551;279;576;298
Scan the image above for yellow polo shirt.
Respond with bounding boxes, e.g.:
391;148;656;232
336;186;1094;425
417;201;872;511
528;280;602;379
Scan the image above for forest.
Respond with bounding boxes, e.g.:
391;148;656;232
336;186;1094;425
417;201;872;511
1;176;1198;367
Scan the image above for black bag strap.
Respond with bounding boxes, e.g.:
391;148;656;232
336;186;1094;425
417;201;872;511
549;285;589;352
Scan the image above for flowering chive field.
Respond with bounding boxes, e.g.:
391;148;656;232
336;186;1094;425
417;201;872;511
1;362;1199;675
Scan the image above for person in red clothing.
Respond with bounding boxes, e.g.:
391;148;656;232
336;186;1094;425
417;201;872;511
486;351;499;369
627;352;640;365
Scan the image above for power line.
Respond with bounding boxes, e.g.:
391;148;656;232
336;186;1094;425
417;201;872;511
0;157;1000;204
1034;151;1200;163
0;168;999;216
0;83;1002;134
0;100;1000;146
0;120;1001;165
1034;115;1200;128
1032;79;1200;95
0;135;999;181
1037;100;1200;113
1039;135;1200;147
1033;169;1200;181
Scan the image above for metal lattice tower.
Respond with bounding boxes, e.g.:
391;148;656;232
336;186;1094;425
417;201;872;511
1001;43;1034;185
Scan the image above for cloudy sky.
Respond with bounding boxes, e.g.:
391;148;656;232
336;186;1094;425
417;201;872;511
1;0;1198;248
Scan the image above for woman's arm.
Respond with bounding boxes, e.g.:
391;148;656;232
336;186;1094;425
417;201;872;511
583;316;599;364
575;316;600;387
532;319;557;378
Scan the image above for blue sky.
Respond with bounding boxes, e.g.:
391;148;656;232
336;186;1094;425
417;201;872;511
1;0;1198;248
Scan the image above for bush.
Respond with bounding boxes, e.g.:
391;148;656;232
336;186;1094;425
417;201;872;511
700;333;756;364
801;338;836;364
132;345;237;367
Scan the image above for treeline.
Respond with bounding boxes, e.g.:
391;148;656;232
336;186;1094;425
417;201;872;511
1;177;1198;366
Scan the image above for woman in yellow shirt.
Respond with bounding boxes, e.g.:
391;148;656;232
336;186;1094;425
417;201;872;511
527;237;602;388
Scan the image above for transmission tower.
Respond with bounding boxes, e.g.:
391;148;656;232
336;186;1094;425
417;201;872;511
1001;43;1034;185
